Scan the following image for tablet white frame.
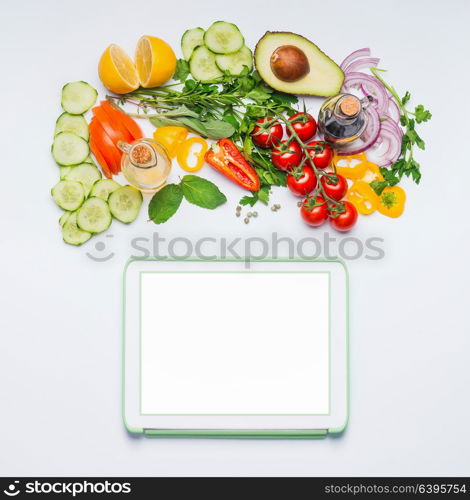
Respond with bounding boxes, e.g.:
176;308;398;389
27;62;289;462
123;259;348;433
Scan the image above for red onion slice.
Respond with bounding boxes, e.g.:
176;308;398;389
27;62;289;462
365;119;403;166
342;72;389;117
340;48;371;71
336;106;381;156
343;57;380;74
386;97;401;123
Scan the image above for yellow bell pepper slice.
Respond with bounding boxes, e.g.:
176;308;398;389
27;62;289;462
347;181;379;215
361;162;384;183
153;126;188;158
177;137;208;172
333;152;368;179
377;186;406;218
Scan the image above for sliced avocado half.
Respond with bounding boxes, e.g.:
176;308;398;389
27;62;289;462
254;32;344;97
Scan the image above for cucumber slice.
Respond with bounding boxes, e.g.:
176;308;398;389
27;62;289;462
204;21;244;54
61;81;97;115
60;166;72;180
181;27;205;61
108;186;143;223
189;46;223;82
52;132;89;166
76;197;112;234
64;163;102;196
90;179;121;201
54;112;89;141
62;212;92;246
215;46;253;75
59;211;72;227
51;180;85;211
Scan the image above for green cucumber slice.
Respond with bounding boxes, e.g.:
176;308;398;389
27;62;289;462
90;179;121;201
60;167;72;180
108;185;143;223
52;132;89;166
181;27;205;61
51;180;85;211
61;81;97;115
64;163;102;196
62;212;92;246
59;211;73;227
189;46;223;82
54;112;89;141
215;46;253;75
204;21;244;54
76;197;112;234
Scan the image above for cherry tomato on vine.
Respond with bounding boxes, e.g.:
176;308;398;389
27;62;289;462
251;117;283;148
287;166;317;197
271;140;303;171
320;173;348;201
300;195;328;227
287;112;317;142
329;201;358;232
306;141;333;169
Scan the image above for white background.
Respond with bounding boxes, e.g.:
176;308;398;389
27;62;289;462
0;0;469;476
140;272;329;415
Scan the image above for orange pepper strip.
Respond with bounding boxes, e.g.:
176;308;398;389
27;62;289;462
177;137;208;172
153;126;188;158
377;186;406;218
347;181;380;215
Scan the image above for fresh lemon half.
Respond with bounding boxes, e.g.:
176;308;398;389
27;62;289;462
98;44;140;94
135;36;177;88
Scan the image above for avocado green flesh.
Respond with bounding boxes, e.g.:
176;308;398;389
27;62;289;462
254;32;344;97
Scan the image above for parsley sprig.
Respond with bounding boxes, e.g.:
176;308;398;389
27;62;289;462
369;68;432;195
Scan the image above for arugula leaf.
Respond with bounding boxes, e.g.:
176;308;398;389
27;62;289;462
174;59;190;82
148;184;183;224
180;175;227;209
245;85;273;104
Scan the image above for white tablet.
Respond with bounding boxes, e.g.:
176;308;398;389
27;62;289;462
123;259;348;438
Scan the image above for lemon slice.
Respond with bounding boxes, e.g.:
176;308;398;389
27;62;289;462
98;44;140;94
135;36;177;88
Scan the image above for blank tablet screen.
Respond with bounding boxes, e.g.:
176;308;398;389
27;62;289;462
139;271;330;416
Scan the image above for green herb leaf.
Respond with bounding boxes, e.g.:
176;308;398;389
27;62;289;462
245;85;273;104
148;184;183;224
414;105;432;123
401;92;411;105
174;59;190;82
239;185;270;207
203;119;236;139
180;175;227;209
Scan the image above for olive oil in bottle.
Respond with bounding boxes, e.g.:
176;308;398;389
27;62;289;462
318;93;373;146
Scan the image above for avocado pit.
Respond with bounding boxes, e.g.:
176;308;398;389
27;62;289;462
270;45;310;82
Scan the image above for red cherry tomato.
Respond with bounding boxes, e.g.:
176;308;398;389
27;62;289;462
306;141;333;169
287;112;317;142
300;195;328;227
320;173;348;201
287;166;317;197
251;117;283;148
329;201;358;232
271;140;303;171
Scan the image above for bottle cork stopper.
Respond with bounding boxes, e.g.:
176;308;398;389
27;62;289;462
340;96;360;117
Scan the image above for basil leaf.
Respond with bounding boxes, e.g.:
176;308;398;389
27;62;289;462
180;175;227;209
203;119;235;139
148;184;183;224
150;116;184;128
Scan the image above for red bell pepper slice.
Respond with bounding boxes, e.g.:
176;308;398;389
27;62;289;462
100;101;143;141
205;138;260;191
89;118;122;175
92;105;133;145
89;137;113;178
